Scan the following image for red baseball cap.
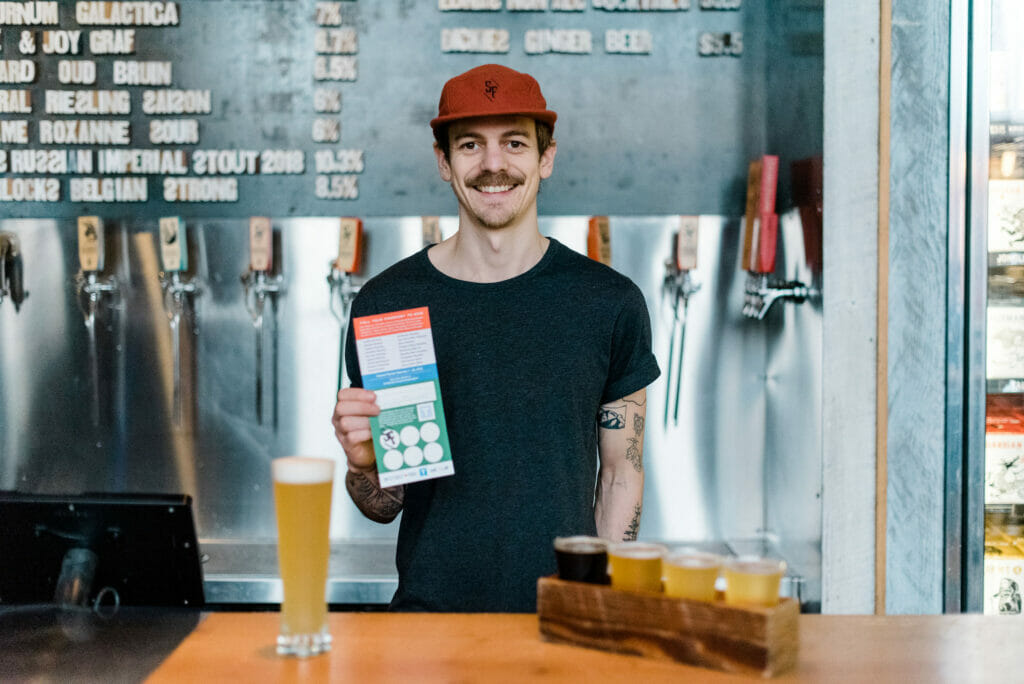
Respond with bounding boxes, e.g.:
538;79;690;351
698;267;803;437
430;64;557;132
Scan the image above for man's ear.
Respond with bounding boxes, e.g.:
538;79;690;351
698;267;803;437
539;140;557;180
434;143;452;182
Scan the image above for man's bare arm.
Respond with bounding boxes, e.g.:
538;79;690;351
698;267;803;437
594;388;647;541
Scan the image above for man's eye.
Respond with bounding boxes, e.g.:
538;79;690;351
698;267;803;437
508;140;525;149
460;141;477;150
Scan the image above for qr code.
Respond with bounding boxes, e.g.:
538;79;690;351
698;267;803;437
416;402;435;421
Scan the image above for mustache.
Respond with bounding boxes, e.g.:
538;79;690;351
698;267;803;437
468;172;522;187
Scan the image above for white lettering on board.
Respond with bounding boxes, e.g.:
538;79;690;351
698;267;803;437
89;29;136;54
69;176;147;202
0;177;60;201
163;177;239;202
441;28;509;53
75;2;179;26
0;2;58;25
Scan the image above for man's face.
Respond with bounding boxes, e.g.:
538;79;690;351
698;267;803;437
435;115;556;231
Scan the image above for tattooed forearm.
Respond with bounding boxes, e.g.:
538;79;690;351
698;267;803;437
345;469;405;524
599;406;625;429
623;502;641;541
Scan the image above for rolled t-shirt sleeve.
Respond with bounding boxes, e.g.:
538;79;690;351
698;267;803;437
601;283;661;404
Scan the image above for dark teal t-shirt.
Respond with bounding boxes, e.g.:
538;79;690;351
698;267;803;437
345;238;660;612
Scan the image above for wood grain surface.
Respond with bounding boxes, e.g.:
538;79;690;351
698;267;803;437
537;577;798;677
147;612;1024;683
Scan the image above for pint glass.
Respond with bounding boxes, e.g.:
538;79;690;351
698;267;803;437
272;456;335;656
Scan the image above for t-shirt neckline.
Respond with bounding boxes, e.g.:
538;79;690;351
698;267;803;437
419;236;561;289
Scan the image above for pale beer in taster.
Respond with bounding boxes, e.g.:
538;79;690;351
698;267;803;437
723;556;786;607
607;542;667;593
272;456;334;656
663;550;722;601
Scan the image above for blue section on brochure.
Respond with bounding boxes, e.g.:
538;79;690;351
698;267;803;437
362;364;438;390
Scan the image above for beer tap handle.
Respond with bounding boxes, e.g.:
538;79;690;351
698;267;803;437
587;216;612;267
334;217;362;275
78;216;105;273
676;216;699;273
249;217;273;273
10;249;25;312
422;216;442;248
0;232;28;312
159;216;188;274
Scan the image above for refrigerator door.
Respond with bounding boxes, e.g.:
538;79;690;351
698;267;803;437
970;0;1024;616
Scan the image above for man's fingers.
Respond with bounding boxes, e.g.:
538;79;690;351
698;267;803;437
333;399;381;420
337;387;376;403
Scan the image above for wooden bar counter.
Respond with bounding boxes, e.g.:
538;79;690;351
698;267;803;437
147;612;1020;683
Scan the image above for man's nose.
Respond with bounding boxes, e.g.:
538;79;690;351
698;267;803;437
480;143;507;172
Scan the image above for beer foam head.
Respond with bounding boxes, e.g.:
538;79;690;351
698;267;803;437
666;550;722;569
272;456;335;484
608;541;667;560
726;555;786;576
554;535;608;554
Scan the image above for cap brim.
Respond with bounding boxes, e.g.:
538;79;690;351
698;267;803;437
430;109;557;131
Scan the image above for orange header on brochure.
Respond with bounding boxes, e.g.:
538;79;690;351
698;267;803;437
335;217;363;274
588;216;612;266
353;306;431;340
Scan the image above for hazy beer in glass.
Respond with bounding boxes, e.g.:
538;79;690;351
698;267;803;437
664;550;722;601
273;456;334;656
607;542;667;593
723;556;786;607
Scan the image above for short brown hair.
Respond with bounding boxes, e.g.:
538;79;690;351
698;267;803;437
434;120;553;161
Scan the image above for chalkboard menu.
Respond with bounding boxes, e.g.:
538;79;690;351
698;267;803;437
0;0;786;219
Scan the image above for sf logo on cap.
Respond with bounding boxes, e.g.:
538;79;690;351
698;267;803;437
484;80;498;101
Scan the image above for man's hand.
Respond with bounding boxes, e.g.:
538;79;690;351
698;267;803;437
332;387;381;471
332;387;406;524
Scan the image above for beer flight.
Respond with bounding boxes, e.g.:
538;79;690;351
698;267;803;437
554;536;786;607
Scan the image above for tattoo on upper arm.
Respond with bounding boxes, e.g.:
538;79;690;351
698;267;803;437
624;502;641;541
626;437;641;472
599;407;625;429
624;395;645;409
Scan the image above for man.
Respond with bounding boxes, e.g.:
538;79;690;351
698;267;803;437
332;64;660;612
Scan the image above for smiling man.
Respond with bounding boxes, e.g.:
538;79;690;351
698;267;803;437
331;64;661;612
